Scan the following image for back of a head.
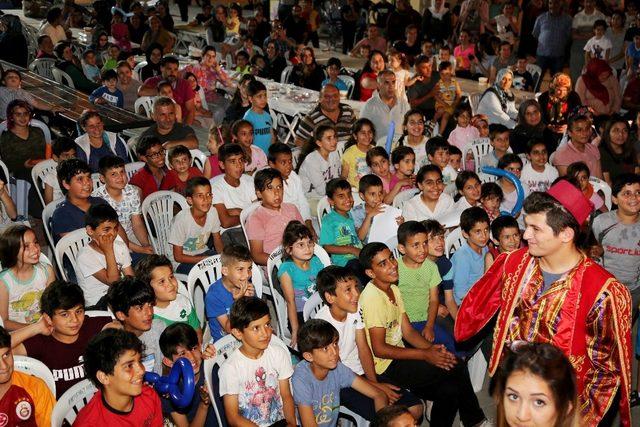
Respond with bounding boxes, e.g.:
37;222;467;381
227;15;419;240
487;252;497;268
229;296;269;331
297;318;339;355
371;405;413;427
460;206;490;233
107;277;155;318
84;328;144;389
159;322;199;358
85;203;119;229
41;280;85;317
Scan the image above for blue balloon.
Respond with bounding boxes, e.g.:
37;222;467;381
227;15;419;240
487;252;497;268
385;121;396;154
144;357;195;408
480;166;525;217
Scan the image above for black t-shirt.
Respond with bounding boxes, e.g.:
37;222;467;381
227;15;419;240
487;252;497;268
371;1;395;27
625;26;640;42
513;70;535;91
407;72;440;112
393;40;422;65
140;123;196;145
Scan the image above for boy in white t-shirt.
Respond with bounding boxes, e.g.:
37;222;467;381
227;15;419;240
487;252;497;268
314;266;423;422
426;137;457;191
43;137;76;205
77;203;134;307
218;297;296;427
584;19;612;62
169;176;224;275
520;140;559;194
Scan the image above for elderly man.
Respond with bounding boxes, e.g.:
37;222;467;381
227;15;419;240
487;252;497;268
139;96;198;150
294;84;356;148
116;61;142;112
360;70;410;141
138;56;196;125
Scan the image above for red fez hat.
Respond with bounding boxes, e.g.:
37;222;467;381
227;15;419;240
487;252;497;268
546;180;594;225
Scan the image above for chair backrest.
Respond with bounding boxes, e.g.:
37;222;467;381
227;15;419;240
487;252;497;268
470;139;492;175
0;119;51;145
42;198;64;261
281;65;293;84
338;75;356;99
28;58;56;80
31;159;57;207
134;96;154;118
190;149;208;172
203;334;242;426
13;355;56;396
590;176;612;210
125;161;145;180
445;227;465;258
84;309;115;319
468;92;481;115
50;379;97;426
302;291;324;321
141;191;190;258
54;228;91;281
526;63;542;91
239;202;261;246
392;188;419;210
315;197;331;231
51;68;75;88
133;60;147;81
0;159;11;198
91;172;103;190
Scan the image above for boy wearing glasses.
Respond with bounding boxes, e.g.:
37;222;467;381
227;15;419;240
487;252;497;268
129;136;169;200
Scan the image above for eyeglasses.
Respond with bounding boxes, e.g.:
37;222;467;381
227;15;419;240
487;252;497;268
146;149;166;159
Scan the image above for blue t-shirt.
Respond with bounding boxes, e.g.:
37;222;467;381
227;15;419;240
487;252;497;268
160;369;217;426
436;256;453;305
277;256;325;312
204;278;234;341
321;78;348;92
627;43;640;69
292;361;356;427
243;108;273;155
89;86;124;108
318;211;362;267
88;142;116;173
451;242;489;305
350;204;367;242
51;196;109;243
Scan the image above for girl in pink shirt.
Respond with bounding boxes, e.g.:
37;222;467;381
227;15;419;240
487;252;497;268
448;105;479;170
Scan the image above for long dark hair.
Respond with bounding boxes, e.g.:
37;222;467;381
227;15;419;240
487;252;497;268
296;124;335;173
0;225;35;269
396;109;426;148
344;118;375;151
601;115;635;164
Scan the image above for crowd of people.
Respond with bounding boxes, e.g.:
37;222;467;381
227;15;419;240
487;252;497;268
0;0;639;426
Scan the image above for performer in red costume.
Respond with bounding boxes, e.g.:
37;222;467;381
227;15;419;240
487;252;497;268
455;180;632;427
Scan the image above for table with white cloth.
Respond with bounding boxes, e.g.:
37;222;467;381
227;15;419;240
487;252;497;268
70;28;140;53
172;24;209;56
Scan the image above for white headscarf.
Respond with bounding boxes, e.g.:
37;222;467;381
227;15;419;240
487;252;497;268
429;0;449;19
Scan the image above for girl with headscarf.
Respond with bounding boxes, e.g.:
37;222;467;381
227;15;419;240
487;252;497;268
0;15;28;68
510;99;556;154
139;43;163;82
538;72;582;143
421;0;452;45
575;59;622;117
476;68;518;128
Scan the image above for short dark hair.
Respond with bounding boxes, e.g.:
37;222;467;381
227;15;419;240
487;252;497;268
359;242;389;271
0;326;10;349
82;49;96;59
218;142;245;163
526;139;548;154
612;173;640;197
159;323;199;358
366;146;389;167
497;153;523;170
185;176;211;198
489;123;510;140
297;319;339;355
391;146;415;166
327;57;342;68
491;215;519;240
449;145;462;157
481;182;504;202
247;80;267;97
79;110;102;128
40;280;85;316
47;7;63;23
221;244;253;267
160;56;179;67
235;50;250;61
566;161;590;178
316;265;357;305
371;405;412;427
134;254;173;286
229;296;270;330
52;137;77;157
455;171;480;192
523;188;581;239
358;174;383;194
417;164;442;183
136;135;163;157
85;203;119;229
422;219;445;237
460;206;490;233
254;168;282;192
397;220;427;246
568;114;590;131
101;69;118;82
326;178;351;199
57;159;91;194
438;60;452;72
267;143;292;163
593;19;607;29
84;329;144;390
98;155;125;175
168;145;191;162
107;277;156;318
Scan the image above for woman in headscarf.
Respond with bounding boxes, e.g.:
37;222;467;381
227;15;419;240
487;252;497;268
139;43;163;82
510;99;556;154
288;47;325;91
575;59;622;118
537;72;582;144
421;0;452;45
0;15;28;68
476;67;518;128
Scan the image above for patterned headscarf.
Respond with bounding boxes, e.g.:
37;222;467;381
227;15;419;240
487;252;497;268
490;68;515;111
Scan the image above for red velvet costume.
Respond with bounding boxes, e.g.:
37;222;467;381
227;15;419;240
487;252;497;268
455;247;632;427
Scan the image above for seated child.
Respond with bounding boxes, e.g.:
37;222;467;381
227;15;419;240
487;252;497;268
366;147;407;205
292;319;387;426
402;165;455;223
426;137;457;188
314;266;423;421
432;61;461;133
372;405;418;427
480;124;510;169
93;155;153;258
567;161;607;213
245;168;303;265
43;139;76;204
454;171;482;211
480;181;504;222
390;146;416;193
496;153;523;214
107;276;165;373
232;119;267;174
135;255;200;331
157;80;184;122
322;57;348;91
423;219;457;322
0;326;55;426
0;225;55;330
77;203;134;307
277;221;324;346
352;174;402;244
512;55;535;91
203;124;228;180
160;145;204;195
89;69;124;108
129;136;168;200
447;104;478;159
297;125;342;199
74;328;163;425
82;49;101;83
204;245;256;341
319;179;363;267
341;118;375;187
451;207;490;306
389;110;428;171
234;50;251;74
448;145;463;172
484;215;521;271
218;296;296;426
520;139;558;194
169;176;224;275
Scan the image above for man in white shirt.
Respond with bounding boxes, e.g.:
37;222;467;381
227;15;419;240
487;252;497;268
360;70;410;141
39;7;68;45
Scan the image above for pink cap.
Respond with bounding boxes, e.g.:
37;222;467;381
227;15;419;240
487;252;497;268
546;180;594;225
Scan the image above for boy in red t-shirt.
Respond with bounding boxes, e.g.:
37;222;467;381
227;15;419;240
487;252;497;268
160;145;203;196
74;328;163;426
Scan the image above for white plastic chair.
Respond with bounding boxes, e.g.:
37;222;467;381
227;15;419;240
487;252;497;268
526;63;542;91
54;228;91;281
0;119;52;145
125;161;145;180
50;379;97;426
392;188;420;210
42;197;65;262
13;355;56;396
239;202;261;247
190;149;208;172
186;254;263;327
468;92;481;115
84;309;116;319
141;191;190;259
338;74;355;99
302;291;324;321
316;190;363;230
91;172;103;190
134;96;154;118
31;159;57;207
280;65;293;83
470;139;492;175
445;227;465;258
590;176;612;210
28;58;56;80
51;68;75;88
133;61;147;81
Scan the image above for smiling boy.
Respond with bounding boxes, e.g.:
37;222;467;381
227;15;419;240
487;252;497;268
520;140;558;194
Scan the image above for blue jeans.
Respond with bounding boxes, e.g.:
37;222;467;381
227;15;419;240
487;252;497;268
411;320;465;358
